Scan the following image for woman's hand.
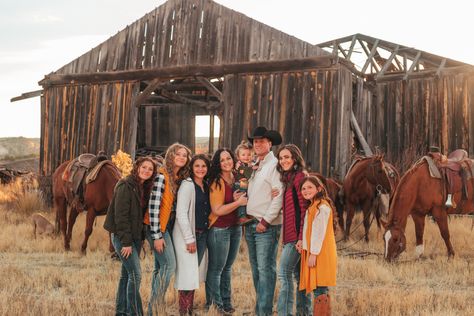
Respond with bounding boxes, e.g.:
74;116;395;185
295;240;302;253
308;254;317;267
233;190;244;201
121;246;132;259
154;238;166;254
186;242;197;253
236;192;248;206
256;222;267;233
271;188;280;198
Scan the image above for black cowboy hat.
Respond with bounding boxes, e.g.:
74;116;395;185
248;126;282;146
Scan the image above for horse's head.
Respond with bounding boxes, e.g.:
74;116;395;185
367;155;396;194
383;226;406;262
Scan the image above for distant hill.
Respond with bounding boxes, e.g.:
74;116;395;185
0;137;40;161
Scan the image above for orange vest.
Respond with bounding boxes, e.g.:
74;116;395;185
143;167;175;232
299;199;337;293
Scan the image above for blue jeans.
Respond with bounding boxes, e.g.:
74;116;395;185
245;223;281;316
206;225;242;310
196;230;208;265
145;227;176;316
313;286;329;298
277;242;312;316
111;234;143;316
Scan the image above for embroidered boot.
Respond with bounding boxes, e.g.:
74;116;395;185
313;294;331;316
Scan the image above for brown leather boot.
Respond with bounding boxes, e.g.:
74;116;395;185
313;294;331;316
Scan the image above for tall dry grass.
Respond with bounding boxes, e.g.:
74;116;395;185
0;182;473;315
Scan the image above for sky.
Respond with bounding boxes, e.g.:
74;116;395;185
1;0;473;138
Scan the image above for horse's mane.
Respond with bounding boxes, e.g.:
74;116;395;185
386;159;425;227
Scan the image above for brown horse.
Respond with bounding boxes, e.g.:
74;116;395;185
311;172;344;231
341;155;400;241
383;159;474;261
53;160;121;252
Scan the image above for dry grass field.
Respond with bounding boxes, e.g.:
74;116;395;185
1;180;473;316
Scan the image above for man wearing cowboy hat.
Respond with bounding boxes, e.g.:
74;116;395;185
245;126;283;316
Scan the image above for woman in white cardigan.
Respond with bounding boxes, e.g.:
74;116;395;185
173;154;211;315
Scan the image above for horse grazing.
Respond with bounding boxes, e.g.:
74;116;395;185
384;151;474;261
341;155;399;241
53;156;121;253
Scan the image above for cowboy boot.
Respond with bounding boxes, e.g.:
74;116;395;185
313;294;331;316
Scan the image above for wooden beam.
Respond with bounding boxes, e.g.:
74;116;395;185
377;64;474;82
376;45;399;79
350;110;373;156
10;89;43;102
317;34;359;47
404;51;422;80
360;39;380;73
39;56;340;87
337;43;348;59
436;58;447;77
209;114;215;153
196;76;223;101
133;79;165;107
346;35;357;60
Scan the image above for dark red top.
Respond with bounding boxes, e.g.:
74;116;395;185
282;171;309;244
213;182;238;228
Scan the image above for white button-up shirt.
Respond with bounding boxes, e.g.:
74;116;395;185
247;151;283;225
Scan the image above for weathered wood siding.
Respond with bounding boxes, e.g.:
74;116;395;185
353;72;474;168
40;83;139;175
54;0;327;75
221;65;353;179
40;0;329;175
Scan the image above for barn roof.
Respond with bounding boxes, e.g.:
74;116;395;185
48;0;328;77
317;33;473;82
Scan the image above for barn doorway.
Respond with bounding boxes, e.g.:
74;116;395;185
195;115;220;154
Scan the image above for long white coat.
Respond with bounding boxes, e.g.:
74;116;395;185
172;178;208;290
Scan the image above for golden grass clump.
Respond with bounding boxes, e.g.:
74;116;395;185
0;177;45;214
111;149;133;178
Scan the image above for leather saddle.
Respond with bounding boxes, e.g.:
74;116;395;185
62;152;108;208
428;149;473;200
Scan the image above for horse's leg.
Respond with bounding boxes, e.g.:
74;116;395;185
431;206;455;257
54;196;68;249
344;203;355;241
412;212;426;258
362;199;372;242
65;207;79;251
336;197;345;233
81;209;96;254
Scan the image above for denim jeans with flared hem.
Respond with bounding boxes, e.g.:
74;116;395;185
245;222;281;316
277;241;312;316
206;225;241;310
111;234;143;316
145;227;176;316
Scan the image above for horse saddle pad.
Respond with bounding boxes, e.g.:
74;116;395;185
62;153;102;194
422;150;474;195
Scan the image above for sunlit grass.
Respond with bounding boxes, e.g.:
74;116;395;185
1;182;473;315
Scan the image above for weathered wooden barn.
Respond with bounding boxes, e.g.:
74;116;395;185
14;0;473;185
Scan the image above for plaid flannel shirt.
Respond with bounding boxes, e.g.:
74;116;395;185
148;173;166;240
